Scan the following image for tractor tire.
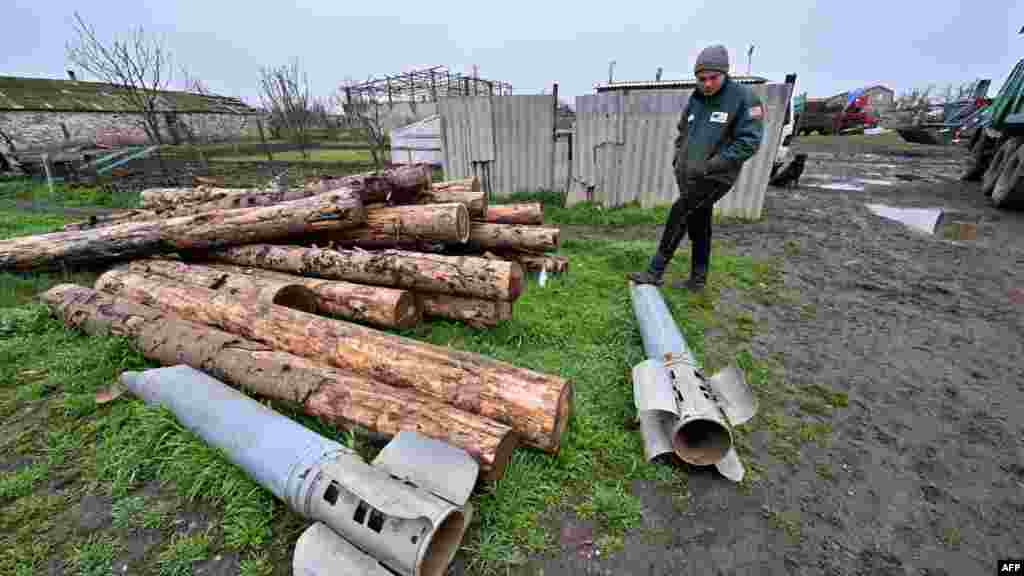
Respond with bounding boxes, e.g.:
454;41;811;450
982;138;1021;196
991;144;1024;209
962;133;994;182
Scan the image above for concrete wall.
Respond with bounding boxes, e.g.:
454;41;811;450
0;110;259;153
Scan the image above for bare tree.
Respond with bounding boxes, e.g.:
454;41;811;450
258;60;314;159
66;12;173;144
337;80;388;169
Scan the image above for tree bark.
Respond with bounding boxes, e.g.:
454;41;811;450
484;203;544;225
122;259;319;313
319;203;469;248
311;164;433;203
201;262;421;329
417;190;487;219
431;177;479;192
41;284;515;479
200;244;523;302
418;293;513;328
0;190;365;272
94;270;571;453
466;222;560;253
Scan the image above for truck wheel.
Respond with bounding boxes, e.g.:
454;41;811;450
991;144;1024;209
982;138;1021;196
962;133;994;181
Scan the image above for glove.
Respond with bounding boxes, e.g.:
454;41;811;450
705;155;732;175
684;157;707;180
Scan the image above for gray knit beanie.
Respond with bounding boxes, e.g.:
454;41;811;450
694;45;730;75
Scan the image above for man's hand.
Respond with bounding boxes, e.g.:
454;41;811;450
684;157;707;180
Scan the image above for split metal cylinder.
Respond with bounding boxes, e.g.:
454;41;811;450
121;365;469;576
665;361;733;466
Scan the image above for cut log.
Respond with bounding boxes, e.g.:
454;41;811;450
311;164;433;204
62;209;157;232
94;270;572;453
122;259;318;313
0;190;365;272
41;284;515;479
431;177;479;192
320;203;470;248
417;190;486;219
418;293;513;328
141;165;432;214
467;222;560;253
484;203;544;225
201;244;523;302
201;262;420;329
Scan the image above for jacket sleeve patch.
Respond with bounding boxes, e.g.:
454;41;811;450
710;111;729;123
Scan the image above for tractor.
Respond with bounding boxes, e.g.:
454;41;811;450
963;57;1024;208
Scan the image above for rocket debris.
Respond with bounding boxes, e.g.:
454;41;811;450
120;365;478;576
629;282;759;482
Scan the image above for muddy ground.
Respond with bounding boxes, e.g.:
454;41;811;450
511;138;1024;575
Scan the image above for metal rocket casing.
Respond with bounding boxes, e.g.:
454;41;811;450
120;365;478;576
629;283;758;482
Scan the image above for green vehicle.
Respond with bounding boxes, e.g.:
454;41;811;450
964;58;1024;208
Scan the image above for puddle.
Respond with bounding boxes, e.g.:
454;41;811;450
865;203;943;235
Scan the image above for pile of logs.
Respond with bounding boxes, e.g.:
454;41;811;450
16;164;574;481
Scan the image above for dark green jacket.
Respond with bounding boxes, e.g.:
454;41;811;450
673;77;764;188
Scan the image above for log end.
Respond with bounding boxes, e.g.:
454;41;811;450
469;176;481;192
481;430;520;484
455;203;470;244
272;285;319;314
507;261;525;301
394;291;423;329
548;379;574;455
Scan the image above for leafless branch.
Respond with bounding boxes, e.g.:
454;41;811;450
258;59;314;159
65;11;174;144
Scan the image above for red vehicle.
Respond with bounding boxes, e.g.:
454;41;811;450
797;94;879;135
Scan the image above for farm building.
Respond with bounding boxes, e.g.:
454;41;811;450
0;73;261;153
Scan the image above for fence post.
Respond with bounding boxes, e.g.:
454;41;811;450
551;83;559;193
257;119;273;162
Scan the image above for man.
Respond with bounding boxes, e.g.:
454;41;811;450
629;44;764;290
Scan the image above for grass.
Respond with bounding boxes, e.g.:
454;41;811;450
0;193;845;575
212;148;372;163
0;179;140;210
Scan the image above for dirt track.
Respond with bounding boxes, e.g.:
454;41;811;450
523;138;1024;574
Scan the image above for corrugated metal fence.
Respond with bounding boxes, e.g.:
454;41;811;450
438;95;559;197
570;83;793;219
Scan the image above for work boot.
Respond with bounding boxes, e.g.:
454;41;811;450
628;270;664;285
672;269;707;292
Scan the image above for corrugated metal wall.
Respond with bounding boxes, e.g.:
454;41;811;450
438;95;563;197
570;83;794;220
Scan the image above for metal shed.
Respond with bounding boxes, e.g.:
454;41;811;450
389;114;443;166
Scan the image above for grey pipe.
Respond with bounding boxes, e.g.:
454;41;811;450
121;365;475;576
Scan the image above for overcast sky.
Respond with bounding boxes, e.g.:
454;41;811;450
3;0;1022;106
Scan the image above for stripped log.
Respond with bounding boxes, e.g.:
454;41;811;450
431;177;480;192
321;203;469;248
201;262;420;328
201;244;523;301
41;284;515;479
94;270;572;453
418;293;513;328
467;222;560;252
484;203;544;225
123;259;318;313
0;190;365;272
140;165;431;214
417;190;486;219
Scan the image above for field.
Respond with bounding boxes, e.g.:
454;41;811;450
1;134;1022;575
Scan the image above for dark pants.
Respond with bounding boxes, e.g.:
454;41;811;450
649;178;732;276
